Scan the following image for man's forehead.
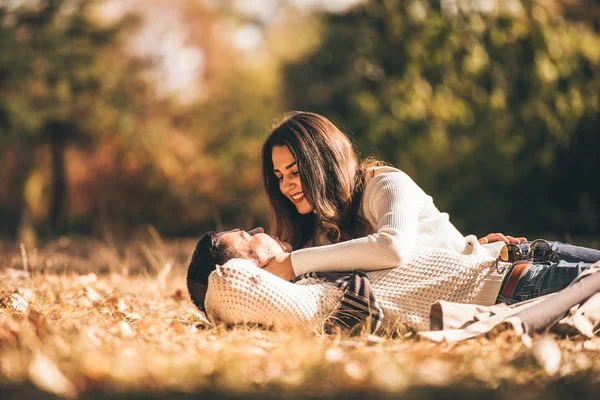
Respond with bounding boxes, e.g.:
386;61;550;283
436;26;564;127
216;229;248;251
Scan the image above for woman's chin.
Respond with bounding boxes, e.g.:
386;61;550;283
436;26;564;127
295;204;314;214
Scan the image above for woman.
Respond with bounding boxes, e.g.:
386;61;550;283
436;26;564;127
195;112;599;330
260;111;525;281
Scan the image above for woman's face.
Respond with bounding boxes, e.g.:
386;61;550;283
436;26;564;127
271;145;314;214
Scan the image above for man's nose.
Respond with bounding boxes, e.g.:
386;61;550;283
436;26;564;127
248;227;264;235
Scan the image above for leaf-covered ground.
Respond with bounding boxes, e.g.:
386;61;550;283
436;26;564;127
1;237;599;399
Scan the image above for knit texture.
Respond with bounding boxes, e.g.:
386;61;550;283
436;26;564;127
291;167;503;276
205;247;504;332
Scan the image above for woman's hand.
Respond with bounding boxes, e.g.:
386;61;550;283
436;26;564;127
263;253;296;281
478;233;527;245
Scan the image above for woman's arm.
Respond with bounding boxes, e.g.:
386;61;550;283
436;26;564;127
265;172;424;278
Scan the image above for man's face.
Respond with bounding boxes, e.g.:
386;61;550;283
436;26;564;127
218;227;292;268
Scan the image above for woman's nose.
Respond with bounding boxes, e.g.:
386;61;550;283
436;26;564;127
283;176;298;191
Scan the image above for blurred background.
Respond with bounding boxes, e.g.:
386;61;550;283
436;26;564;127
1;0;599;247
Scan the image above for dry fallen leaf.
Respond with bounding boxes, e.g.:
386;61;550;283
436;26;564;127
29;353;78;399
171;289;185;302
0;293;29;313
189;310;212;327
116;298;129;313
0;318;21;347
344;360;367;381
532;336;562;375
17;288;35;302
75;273;98;286
156;262;172;290
325;347;344;363
583;339;600;351
2;268;30;280
416;359;452;386
118;321;134;337
170;320;186;334
85;287;102;302
108;320;134;337
365;334;385;346
125;312;143;322
28;309;48;341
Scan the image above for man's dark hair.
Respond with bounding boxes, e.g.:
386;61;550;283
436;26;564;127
186;231;244;312
187;232;225;311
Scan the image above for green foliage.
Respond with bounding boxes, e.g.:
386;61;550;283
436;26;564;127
284;0;600;237
0;0;285;238
2;0;598;240
0;0;146;144
0;0;152;237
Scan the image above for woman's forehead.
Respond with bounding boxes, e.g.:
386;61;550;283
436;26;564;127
272;146;296;164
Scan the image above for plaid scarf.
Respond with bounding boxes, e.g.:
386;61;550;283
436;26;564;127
294;270;384;335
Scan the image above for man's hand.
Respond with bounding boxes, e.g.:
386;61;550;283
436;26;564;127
263;253;295;281
478;233;527;245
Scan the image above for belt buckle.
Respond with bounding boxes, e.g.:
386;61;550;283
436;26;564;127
495;260;512;275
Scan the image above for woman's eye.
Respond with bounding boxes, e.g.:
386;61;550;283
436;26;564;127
292;171;300;176
276;176;283;182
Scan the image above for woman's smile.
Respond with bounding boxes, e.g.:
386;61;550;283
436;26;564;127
290;191;305;203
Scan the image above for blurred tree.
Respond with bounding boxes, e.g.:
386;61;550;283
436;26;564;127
0;0;150;237
127;0;318;235
558;0;600;31
284;0;600;238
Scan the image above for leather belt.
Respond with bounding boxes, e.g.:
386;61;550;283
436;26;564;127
499;260;532;299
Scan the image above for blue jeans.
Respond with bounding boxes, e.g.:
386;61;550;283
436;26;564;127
497;241;600;304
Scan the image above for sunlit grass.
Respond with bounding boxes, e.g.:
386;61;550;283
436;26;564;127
1;238;600;399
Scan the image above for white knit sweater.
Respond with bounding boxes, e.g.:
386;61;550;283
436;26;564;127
205;248;506;333
291;167;504;276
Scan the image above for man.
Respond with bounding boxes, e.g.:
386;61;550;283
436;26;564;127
188;228;600;332
187;228;525;331
186;228;527;306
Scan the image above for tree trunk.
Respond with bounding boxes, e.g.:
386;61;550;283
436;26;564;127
9;152;36;242
49;139;66;234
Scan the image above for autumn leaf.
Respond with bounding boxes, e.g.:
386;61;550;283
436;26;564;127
29;353;78;399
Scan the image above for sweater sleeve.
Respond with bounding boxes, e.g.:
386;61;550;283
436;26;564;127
290;171;424;276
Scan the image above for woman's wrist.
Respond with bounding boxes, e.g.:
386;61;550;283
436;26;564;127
263;253;295;281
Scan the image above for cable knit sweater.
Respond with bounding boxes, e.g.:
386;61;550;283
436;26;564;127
291;166;504;276
205;248;506;333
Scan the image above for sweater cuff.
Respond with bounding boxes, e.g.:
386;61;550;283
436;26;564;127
290;250;311;277
464;234;504;259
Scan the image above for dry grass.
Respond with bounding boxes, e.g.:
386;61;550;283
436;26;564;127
1;237;600;399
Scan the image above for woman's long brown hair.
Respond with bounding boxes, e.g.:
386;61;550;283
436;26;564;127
261;112;382;249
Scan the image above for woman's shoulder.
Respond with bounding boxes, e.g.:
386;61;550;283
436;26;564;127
362;166;425;201
365;166;415;187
